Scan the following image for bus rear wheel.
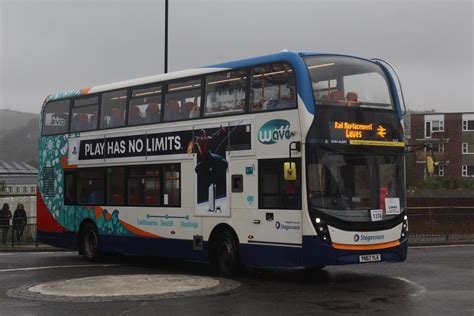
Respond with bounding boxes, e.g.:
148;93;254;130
210;229;240;277
79;223;100;261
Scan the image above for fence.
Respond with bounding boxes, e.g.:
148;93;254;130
0;216;37;248
0;196;38;248
407;207;474;241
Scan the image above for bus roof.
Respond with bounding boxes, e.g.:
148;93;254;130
45;51;372;103
44;51;401;118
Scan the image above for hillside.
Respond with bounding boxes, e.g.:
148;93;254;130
0;109;39;135
0;109;39;167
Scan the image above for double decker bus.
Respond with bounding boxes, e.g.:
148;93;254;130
38;51;408;275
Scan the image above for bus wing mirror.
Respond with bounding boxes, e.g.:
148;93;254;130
283;162;297;181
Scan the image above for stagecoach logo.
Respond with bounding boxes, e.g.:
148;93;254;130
353;233;385;243
258;119;295;145
275;220;301;231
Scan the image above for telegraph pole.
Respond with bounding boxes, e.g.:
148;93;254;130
164;0;169;73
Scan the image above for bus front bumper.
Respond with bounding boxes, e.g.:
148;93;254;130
302;235;408;267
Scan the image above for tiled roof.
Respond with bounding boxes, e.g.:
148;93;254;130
0;160;38;175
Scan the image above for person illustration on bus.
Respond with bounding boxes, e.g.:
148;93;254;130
193;127;228;213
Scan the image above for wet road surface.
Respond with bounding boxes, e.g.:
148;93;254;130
0;245;472;315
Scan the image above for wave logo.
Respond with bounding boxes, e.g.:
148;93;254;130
354;234;360;242
258;119;294;145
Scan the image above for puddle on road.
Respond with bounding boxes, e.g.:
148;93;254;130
242;269;421;313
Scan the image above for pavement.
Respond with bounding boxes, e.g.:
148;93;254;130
0;243;67;252
0;245;472;315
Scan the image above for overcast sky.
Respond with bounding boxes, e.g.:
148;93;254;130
0;0;473;114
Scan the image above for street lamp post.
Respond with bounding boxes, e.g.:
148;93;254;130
164;0;169;74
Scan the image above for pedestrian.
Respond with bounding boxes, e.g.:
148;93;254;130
0;203;12;246
13;203;27;245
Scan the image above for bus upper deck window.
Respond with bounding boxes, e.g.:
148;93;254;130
205;70;247;117
71;96;99;132
130;85;162;125
42;99;70;135
165;79;202;122
101;90;127;129
250;63;296;112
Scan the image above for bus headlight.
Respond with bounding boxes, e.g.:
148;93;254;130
314;217;331;245
401;214;409;239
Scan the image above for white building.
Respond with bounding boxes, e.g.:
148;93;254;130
0;160;38;197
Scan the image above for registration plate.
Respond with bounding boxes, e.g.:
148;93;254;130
359;254;381;263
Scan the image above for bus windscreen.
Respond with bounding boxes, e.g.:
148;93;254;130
304;56;393;110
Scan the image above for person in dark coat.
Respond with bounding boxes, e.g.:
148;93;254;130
0;203;12;246
13;203;27;245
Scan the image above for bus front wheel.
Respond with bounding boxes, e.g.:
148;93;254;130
79;223;100;261
210;229;240;277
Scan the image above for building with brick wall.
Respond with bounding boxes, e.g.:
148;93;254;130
406;112;474;187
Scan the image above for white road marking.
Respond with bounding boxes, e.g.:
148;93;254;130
29;251;77;255
0;251;76;255
0;264;120;273
410;244;474;249
391;277;426;296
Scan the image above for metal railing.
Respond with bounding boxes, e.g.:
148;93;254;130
0;216;37;248
407;207;474;241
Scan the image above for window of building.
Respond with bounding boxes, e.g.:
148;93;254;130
462;165;474;177
71;97;99;132
250;63;296;112
430;143;444;152
462;142;474;154
100;90;127;129
77;168;104;205
15;186;19;193
431;120;444;132
425;121;431;138
438;165;444;177
129;85;162;125
128;165;162;206
164;79;202;121
205;70;247;116
42;99;70;135
30;186;35;193
107;167;125;205
22;186;27;193
462;120;474;131
6;186;11;193
258;159;301;209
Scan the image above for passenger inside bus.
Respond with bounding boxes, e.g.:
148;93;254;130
72;113;91;132
165;100;180;121
182;101;198;119
129;105;144;125
146;103;160;123
346;92;360;106
109;108;125;128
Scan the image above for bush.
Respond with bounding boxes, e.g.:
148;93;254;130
418;177;474;190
